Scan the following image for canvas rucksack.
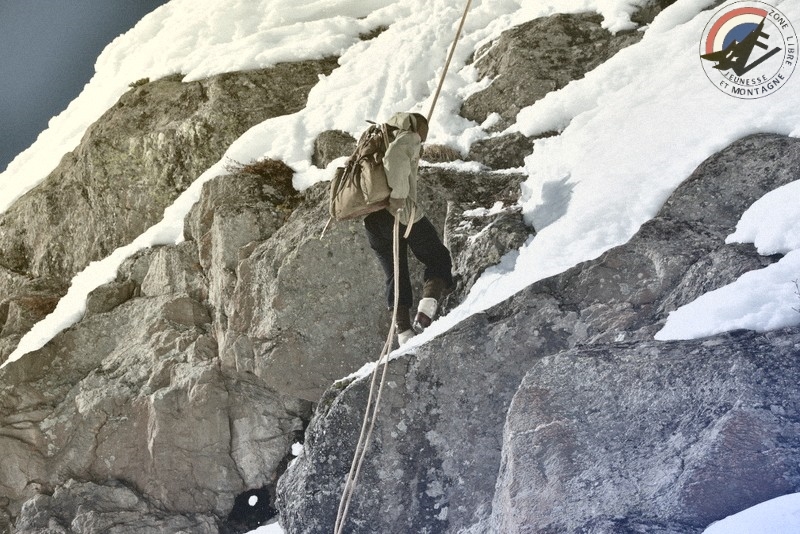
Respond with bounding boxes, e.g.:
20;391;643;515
328;121;397;221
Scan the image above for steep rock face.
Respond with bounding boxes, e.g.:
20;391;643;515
0;247;311;524
276;134;800;533
218;166;525;403
0;57;341;530
0;156;525;533
3;6;794;534
219;182;391;403
0;58;338;365
183;159;302;349
0;160;318;531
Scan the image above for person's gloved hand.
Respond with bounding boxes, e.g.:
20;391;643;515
388;196;405;215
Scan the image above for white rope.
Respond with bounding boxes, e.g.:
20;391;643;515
333;1;470;527
333;212;402;534
426;0;473;125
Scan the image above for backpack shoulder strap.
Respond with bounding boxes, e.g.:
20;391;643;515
381;123;391;150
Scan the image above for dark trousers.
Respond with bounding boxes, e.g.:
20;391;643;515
364;210;453;309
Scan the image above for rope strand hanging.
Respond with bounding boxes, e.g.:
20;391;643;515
427;0;473;125
333;213;401;534
334;2;472;531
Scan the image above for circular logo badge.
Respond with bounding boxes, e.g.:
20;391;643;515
700;1;797;98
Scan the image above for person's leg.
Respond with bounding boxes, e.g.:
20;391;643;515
405;216;453;328
405;216;453;289
364;210;413;309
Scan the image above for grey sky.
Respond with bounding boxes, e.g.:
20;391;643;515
0;0;169;173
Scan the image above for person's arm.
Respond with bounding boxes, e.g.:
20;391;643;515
383;131;419;199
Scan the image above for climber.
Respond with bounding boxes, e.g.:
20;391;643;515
363;111;454;346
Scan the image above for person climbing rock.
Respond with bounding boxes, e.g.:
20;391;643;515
363;111;454;346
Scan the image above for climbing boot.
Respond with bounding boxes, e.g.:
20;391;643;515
392;305;415;345
414;278;447;331
414;299;437;331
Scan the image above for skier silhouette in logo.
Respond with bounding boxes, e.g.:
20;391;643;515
701;17;781;75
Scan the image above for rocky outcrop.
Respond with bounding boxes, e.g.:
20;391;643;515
461;13;643;131
276;134;800;533
466;132;536;170
0;58;338;365
311;130;356;169
0;272;64;367
15;480;219;534
492;330;800;533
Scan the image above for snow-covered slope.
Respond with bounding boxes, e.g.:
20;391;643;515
1;0;799;529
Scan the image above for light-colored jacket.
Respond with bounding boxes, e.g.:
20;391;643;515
383;112;424;226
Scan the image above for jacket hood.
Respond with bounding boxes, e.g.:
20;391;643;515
386;112;418;132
